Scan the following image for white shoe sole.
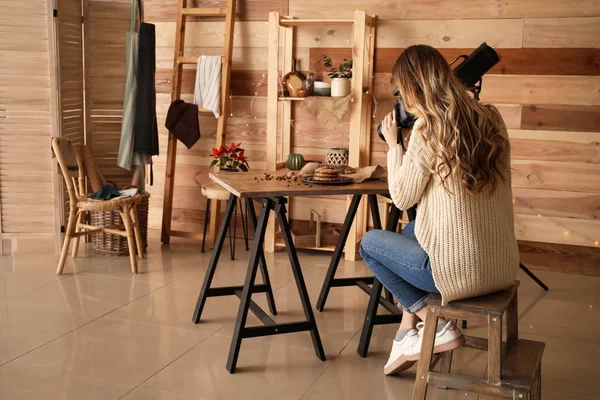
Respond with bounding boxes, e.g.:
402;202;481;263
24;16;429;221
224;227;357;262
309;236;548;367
433;334;466;354
383;355;418;375
383;335;465;376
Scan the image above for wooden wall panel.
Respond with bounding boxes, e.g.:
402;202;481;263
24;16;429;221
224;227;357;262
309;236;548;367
513;188;600;220
311;47;600;76
508;129;600;163
521;104;600;132
0;0;56;241
511;160;600;192
132;0;600;268
155;21;269;48
523;17;600;48
373;74;600;105
144;0;288;22
375;19;523;49
85;0;133;189
290;1;600;20
514;214;599;247
518;241;600;276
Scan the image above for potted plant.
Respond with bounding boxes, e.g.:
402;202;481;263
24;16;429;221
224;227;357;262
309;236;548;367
322;54;352;97
210;142;249;172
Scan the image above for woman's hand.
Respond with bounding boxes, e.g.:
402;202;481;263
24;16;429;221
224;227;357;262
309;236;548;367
381;111;398;150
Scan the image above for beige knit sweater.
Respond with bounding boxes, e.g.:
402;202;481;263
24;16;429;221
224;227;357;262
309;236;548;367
387;118;519;305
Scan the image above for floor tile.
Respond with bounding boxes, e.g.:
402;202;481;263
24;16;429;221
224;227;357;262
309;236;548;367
108;283;240;339
122;387;205;400
301;323;487;400
12;316;202;386
141;334;330;400
0;362;132;400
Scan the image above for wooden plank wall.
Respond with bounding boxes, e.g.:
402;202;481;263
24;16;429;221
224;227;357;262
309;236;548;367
85;0;134;190
57;0;85;229
127;1;600;272
0;0;57;245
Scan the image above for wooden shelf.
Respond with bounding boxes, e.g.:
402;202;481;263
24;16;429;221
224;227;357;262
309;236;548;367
275;240;336;252
266;10;376;261
279;97;306;101
279;18;354;27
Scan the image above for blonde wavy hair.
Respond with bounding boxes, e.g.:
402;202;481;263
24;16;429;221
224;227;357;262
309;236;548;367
392;45;510;195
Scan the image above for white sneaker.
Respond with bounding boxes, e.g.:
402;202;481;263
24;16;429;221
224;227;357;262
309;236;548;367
415;320;465;354
383;328;420;375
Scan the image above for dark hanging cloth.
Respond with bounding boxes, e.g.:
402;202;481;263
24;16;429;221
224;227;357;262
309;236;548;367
165;100;200;149
133;4;159;157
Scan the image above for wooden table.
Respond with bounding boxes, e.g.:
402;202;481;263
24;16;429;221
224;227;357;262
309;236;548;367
191;172;408;372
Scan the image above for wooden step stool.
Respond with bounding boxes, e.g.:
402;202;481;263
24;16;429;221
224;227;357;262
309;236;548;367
413;281;545;400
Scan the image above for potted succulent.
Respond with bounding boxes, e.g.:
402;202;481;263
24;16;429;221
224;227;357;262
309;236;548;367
210;142;249;172
322;54;352;97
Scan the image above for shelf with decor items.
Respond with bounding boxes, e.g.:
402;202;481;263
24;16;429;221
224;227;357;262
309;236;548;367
265;11;376;259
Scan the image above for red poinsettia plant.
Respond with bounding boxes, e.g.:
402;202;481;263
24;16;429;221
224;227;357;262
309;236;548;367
210;142;249;172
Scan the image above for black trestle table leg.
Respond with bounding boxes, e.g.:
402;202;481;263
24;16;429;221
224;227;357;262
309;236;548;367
357;277;385;357
246;197;277;316
226;199;273;373
274;201;326;362
193;194;237;324
358;199;403;357
316;194;363;312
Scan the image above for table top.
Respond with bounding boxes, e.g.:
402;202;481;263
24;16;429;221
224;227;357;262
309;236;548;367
209;172;390;198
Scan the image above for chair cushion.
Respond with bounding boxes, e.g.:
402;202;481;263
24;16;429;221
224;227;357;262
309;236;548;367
77;193;142;211
201;183;230;200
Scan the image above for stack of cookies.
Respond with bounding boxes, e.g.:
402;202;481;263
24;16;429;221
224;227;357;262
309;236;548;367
313;166;341;183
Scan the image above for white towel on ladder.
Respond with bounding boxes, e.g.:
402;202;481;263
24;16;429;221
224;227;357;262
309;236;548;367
193;55;221;118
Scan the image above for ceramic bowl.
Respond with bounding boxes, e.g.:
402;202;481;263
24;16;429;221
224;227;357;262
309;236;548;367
314;81;331;96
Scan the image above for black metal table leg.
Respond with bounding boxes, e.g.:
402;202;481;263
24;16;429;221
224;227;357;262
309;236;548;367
226;199;273;373
246;197;277;316
357;198;403;357
226;197;325;373
201;198;211;253
316;194;363;311
193;194;237;323
274;201;326;361
230;201;237;260
240;199;249;251
357;278;385;357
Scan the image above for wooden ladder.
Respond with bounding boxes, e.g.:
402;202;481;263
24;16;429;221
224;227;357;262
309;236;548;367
161;0;236;244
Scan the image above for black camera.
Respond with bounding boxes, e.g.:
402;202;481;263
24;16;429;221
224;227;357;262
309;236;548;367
377;43;500;144
376;89;415;145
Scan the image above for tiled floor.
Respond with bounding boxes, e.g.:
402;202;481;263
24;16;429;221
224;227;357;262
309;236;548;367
1;234;598;399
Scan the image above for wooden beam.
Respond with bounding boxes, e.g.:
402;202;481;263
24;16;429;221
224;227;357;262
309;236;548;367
161;0;187;244
345;11;369;261
264;11;280;253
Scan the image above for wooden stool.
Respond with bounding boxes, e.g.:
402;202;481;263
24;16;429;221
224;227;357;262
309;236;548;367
413;281;545;400
201;183;248;259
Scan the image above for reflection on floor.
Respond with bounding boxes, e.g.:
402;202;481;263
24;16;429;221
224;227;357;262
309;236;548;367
0;233;598;399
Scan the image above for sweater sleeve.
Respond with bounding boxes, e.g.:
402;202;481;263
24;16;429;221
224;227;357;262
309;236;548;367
387;122;433;210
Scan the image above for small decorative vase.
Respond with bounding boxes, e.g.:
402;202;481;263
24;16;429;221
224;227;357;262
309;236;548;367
331;78;351;97
285;153;304;170
303;73;315;95
326;148;349;166
282;58;306;97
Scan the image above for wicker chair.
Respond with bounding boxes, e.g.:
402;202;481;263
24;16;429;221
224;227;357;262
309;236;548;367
51;137;144;274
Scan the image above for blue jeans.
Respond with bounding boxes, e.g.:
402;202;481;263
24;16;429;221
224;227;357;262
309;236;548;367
359;221;440;313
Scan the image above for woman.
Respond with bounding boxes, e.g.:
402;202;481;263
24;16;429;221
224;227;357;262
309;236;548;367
360;45;519;375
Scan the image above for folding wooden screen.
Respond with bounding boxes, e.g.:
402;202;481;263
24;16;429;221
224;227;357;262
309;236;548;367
55;0;85;232
0;0;60;253
84;0;133;190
